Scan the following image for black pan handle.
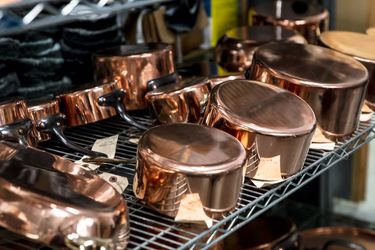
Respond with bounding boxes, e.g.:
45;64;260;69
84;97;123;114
322;239;367;250
37;114;107;158
146;72;178;92
0;119;33;146
97;89;148;131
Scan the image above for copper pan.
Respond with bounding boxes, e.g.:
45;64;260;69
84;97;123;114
145;77;211;124
58;80;148;131
209;73;245;88
0;141;129;249
246;42;368;139
252;0;329;44
133;123;247;218
319;31;375;111
215;26;306;72
95;43;175;111
202;80;316;181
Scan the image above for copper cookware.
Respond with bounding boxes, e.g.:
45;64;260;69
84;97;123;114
202;80;316;181
95;43;175;110
58;80;147;130
209;74;245;88
319;31;375;111
215;26;306;72
246;42;368;139
133;123;247;218
0;98;33;146
0;141;129;249
252;0;329;44
145;77;211;124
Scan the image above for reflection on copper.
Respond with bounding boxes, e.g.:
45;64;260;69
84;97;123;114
209;74;245;88
0;98;28;126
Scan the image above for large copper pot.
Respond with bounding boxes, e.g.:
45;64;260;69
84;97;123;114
133;123;246;218
215;26;306;72
145;77;211;124
202;80;316;181
319;31;375;111
252;0;329;44
0;141;129;249
95;43;175;110
246;42;368;139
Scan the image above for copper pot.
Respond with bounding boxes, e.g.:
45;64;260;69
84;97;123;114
133;123;247;218
252;0;329;44
209;74;245;88
215;26;306;72
95;43;175;110
202;80;316;181
0;98;33;146
0;141;129;249
319;31;375;111
246;42;368;139
58;80;147;131
145;77;211;124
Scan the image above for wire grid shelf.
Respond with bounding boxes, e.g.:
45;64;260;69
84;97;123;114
0;114;374;250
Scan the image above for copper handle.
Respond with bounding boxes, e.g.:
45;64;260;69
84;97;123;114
146;72;178;92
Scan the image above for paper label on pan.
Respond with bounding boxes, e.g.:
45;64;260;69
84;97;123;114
310;128;335;151
253;156;282;181
360;112;373;122
128;138;140;145
99;172;128;194
252;179;284;188
175;193;213;228
362;103;373;113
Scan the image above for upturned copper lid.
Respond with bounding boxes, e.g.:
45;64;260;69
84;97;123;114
210;80;316;136
251;42;368;88
95;43;172;58
138;123;246;175
320;31;375;63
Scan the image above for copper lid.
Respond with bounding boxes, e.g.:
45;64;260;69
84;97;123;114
320;31;375;63
95;43;172;58
210;80;316;136
252;42;368;88
254;0;328;24
138;123;246;175
209;74;245;88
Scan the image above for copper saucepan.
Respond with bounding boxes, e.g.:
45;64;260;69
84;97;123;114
209;73;245;88
0;141;129;249
133;123;247;218
58;80;148;131
215;25;306;72
252;0;329;44
95;43;175;110
246;42;368;139
202;80;316;181
145;77;211;124
319;31;375;111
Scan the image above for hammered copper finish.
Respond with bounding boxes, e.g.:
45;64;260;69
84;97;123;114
0;141;129;249
0;98;28;126
247;42;368;138
133;123;246;218
58;82;118;127
202;80;316;180
145;77;211;124
215;26;306;72
252;0;329;44
95;44;175;110
209;74;245;88
319;31;375;110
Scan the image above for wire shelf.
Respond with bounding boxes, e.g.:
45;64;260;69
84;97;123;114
0;114;374;250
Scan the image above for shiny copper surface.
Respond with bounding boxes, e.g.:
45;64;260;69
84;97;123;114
0;98;28;126
252;0;329;44
247;42;368;138
58;82;118;127
215;26;306;72
202;80;316;180
95;44;175;110
319;31;375;110
134;123;246;218
0;141;129;249
209;74;245;88
145;77;211;124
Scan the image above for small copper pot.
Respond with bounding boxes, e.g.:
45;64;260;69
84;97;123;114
319;31;375;111
215;26;306;72
209;74;245;88
133;123;247;218
246;42;368;139
95;43;175;110
145;77;211;124
58;80;147;131
252;0;329;44
202;80;316;181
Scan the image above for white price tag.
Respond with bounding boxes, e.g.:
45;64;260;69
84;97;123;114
99;172;128;194
252;179;284;188
310;128;335;151
253;156;282;181
129;138;140;145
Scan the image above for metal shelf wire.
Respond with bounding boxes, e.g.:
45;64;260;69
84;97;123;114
0;114;374;250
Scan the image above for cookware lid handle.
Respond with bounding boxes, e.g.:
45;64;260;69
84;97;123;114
322;239;367;250
146;72;178;92
37;114;107;158
0;119;33;147
97;89;148;131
